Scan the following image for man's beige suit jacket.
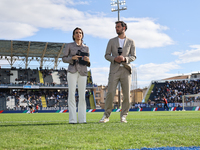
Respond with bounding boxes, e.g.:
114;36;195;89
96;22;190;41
105;36;136;74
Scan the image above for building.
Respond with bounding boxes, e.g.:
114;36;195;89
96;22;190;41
93;85;107;105
94;85;147;109
130;88;147;104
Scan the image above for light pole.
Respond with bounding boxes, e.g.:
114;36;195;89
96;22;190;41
111;0;127;108
132;66;137;104
111;0;127;21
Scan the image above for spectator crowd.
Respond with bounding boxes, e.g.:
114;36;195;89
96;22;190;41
151;80;200;103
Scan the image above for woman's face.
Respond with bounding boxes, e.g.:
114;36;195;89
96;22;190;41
73;29;83;41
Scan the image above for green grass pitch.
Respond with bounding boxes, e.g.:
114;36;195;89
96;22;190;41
0;111;200;149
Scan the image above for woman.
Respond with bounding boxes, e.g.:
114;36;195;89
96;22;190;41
62;27;90;124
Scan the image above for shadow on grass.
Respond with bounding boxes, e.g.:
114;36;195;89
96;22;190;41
0;120;124;127
0;122;68;127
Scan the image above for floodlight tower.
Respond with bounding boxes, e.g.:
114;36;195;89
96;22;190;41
132;65;137;104
111;0;127;21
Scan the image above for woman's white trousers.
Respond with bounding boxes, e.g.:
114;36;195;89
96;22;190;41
67;72;87;123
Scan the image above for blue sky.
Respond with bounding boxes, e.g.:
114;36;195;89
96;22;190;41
0;0;200;88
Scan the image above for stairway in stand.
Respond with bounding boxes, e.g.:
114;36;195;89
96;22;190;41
41;95;47;107
38;71;44;84
38;71;47;107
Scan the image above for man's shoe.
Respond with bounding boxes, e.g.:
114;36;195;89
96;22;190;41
99;115;109;123
121;116;127;123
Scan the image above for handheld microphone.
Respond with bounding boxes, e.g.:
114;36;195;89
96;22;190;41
118;47;122;55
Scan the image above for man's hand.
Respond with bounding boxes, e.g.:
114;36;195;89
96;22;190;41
114;56;126;63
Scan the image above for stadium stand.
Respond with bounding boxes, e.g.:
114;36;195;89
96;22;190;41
51;71;60;84
6;96;15;109
144;84;155;102
146;79;200;104
41;95;47;107
0;69;10;84
0;67;96;110
38;70;44;84
27;69;39;83
0;40;96;110
43;72;53;85
0;97;6;110
0;91;7;110
58;69;67;84
10;70;18;83
19;95;27;108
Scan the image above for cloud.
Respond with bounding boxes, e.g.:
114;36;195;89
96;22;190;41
94;44;200;88
0;0;173;48
124;18;174;48
172;45;200;64
51;0;89;5
136;62;181;87
0;22;38;39
138;62;180;80
90;62;181;88
136;80;151;89
90;67;109;85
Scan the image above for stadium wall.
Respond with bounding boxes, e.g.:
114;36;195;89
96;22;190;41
0;106;199;113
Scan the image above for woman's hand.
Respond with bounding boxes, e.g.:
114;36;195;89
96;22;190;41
83;56;90;62
72;55;82;60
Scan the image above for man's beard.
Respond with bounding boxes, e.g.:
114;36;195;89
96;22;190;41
117;30;123;35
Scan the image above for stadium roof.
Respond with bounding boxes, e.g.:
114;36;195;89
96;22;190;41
0;40;65;69
162;75;190;80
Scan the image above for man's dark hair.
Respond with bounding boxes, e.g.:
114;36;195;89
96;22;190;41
115;21;127;31
72;27;84;41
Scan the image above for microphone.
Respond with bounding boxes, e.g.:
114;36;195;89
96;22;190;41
118;47;122;55
73;50;81;65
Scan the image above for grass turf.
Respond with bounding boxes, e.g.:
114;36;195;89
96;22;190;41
0;111;200;150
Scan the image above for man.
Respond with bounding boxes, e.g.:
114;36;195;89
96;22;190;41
35;104;39;113
99;21;136;123
162;95;169;110
27;97;34;114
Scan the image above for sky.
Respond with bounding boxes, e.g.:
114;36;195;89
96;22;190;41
0;0;200;89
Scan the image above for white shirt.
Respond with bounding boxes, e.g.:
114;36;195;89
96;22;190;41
27;100;30;106
118;38;125;66
118;38;125;48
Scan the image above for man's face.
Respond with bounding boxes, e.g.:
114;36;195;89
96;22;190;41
115;23;125;35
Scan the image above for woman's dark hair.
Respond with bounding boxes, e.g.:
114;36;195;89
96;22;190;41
72;27;84;41
115;21;127;31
